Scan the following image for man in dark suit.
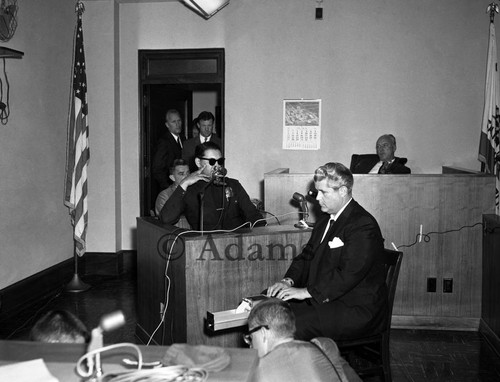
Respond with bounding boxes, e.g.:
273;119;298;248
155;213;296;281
267;162;387;341
152;109;185;189
350;134;411;174
160;141;264;231
182;111;222;172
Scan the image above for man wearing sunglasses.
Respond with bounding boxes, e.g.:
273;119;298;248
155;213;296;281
246;298;361;382
266;162;387;342
159;141;264;230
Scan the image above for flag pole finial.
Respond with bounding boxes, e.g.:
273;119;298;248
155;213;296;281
75;0;85;15
487;3;499;23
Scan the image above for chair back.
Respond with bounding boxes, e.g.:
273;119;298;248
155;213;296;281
381;248;403;322
349;154;409;173
349;154;378;172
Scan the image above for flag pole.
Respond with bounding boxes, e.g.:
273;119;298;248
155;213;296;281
65;0;92;291
66;248;90;293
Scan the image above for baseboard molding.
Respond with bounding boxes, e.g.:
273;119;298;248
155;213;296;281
0;251;137;321
81;250;137;276
392;315;480;331
479;319;500;358
0;258;74;321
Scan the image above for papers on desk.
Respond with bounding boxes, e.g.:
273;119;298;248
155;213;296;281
0;358;59;382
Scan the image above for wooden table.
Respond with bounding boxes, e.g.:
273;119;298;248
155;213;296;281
0;340;257;382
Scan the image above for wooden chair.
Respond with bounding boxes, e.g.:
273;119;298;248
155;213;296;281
336;248;403;382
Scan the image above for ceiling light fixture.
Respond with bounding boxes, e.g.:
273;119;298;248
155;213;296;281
181;0;230;19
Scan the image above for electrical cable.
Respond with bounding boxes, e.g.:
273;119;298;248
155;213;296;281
75;343;143;379
103;366;208;382
395;222;484;249
251;211;299;228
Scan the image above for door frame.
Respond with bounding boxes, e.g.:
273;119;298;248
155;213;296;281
138;48;225;217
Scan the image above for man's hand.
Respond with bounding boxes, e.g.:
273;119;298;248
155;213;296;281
179;166;210;190
266;281;311;301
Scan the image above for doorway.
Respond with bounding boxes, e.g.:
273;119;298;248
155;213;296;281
139;49;225;217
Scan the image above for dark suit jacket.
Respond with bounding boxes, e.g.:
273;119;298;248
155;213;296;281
284;199;387;340
159;177;264;230
182;135;222;171
152;132;184;189
350;154;411;174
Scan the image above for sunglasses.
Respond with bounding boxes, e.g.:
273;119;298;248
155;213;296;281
199;157;225;166
243;325;269;346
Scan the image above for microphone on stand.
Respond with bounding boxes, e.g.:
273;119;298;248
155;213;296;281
212;167;227;186
199;167;228;233
86;311;126;379
292;192;314;229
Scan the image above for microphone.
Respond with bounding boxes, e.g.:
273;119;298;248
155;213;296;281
292;192;313;229
212;167;227;186
87;311;126;378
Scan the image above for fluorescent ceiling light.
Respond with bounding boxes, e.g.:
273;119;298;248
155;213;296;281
181;0;229;19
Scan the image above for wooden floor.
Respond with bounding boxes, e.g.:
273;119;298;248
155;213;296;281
1;270;500;381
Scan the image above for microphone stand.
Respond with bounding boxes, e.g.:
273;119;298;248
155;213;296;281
293;192;314;229
199;176;215;235
199;190;206;235
198;168;227;234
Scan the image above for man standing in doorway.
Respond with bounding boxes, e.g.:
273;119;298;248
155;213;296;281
152;109;184;189
182;111;221;171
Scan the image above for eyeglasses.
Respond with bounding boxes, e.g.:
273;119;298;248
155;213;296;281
243;325;269;346
199;157;225;166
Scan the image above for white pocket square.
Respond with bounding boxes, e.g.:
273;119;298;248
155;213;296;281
328;237;344;249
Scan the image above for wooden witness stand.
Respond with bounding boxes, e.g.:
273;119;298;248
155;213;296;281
136;218;312;347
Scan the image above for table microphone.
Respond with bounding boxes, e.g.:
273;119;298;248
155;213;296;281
87;310;126;379
292;192;313;228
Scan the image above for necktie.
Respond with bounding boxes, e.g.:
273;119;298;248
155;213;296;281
176;137;182;149
321;218;335;243
379;161;389;174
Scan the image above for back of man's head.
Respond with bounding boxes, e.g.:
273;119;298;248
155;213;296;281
248;298;295;340
30;310;90;344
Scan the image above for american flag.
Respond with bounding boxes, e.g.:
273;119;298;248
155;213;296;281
479;19;500;215
64;2;89;256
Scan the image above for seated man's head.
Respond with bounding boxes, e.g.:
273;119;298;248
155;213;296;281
169;159;190;185
197;111;215;139
194;141;225;177
30;310;90;344
246;298;295;357
376;134;397;163
313;162;353;215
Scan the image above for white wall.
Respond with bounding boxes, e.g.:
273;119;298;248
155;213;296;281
0;0;75;289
